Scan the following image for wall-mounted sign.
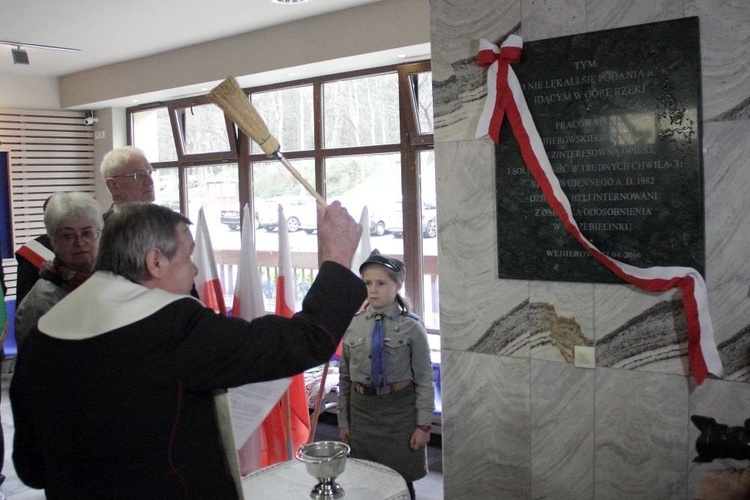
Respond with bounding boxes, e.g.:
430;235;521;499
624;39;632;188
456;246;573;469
496;17;703;283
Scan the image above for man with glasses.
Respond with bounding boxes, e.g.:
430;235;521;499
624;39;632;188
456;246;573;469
100;146;156;220
10;201;366;498
17;147;155;308
100;146;205;298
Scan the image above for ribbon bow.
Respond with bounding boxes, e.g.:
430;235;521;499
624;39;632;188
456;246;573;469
475;36;523;144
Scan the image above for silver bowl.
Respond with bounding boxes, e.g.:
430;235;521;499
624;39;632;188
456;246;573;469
296;441;350;499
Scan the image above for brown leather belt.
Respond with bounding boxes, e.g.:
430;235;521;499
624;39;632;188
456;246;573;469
353;380;413;396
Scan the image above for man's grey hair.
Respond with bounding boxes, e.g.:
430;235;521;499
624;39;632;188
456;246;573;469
100;146;147;178
44;192;104;238
95;203;191;283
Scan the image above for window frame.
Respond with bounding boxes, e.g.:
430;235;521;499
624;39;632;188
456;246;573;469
126;61;437;331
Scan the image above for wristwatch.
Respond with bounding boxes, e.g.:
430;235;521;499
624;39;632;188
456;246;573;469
417;424;431;433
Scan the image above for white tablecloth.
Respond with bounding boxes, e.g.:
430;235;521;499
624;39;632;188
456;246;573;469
241;457;410;499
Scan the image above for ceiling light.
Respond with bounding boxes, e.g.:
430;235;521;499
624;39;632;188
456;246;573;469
12;47;29;65
271;0;309;4
0;39;80;66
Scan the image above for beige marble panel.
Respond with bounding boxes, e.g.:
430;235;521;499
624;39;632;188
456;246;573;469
437;140;530;353
431;2;750;500
703;120;750;381
686;0;750;120
529;281;594;362
531;360;594;499
688;378;750;496
587;0;685;31
595;368;689;499
441;349;531;499
520;0;586;41
430;0;521;143
593;283;689;376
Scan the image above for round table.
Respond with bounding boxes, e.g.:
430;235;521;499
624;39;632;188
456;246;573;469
241;457;410;499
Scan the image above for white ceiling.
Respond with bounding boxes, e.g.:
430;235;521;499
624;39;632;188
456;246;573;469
0;0;402;105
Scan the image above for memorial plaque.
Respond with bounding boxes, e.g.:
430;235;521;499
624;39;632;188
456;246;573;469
496;17;704;283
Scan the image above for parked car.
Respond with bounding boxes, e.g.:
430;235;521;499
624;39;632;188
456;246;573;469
257;195;317;233
220;208;241;230
220;207;259;231
159;200;181;212
370;217;387;237
337;195;393;237
367;203;389;236
385;200;437;239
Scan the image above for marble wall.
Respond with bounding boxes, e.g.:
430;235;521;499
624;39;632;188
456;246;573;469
430;0;750;498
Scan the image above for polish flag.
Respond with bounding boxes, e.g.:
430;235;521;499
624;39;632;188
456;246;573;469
351;205;372;275
193;208;227;314
230;205;265;321
331;204;371;358
231;205;288;475
256;203;312;465
192;208;243;491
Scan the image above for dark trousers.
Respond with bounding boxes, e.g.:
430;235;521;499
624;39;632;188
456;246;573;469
406;479;415;499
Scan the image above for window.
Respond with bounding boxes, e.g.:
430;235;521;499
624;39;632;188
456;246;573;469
127;62;438;333
251;86;314;154
131;107;177;162
326;153;403;247
413;72;434;134
323;73;400;148
178;104;232;155
420;150;438;328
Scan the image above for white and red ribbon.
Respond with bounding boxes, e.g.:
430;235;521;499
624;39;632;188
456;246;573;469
475;36;722;384
16;237;55;269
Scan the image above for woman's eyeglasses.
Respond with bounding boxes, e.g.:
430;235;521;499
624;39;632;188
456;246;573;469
110;169;153;181
56;229;101;245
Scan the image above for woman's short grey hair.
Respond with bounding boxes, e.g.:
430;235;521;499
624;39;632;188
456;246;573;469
44;192;104;237
100;146;146;178
95;202;191;283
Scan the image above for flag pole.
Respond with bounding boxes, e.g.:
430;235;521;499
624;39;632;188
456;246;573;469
283;392;293;460
308;365;330;444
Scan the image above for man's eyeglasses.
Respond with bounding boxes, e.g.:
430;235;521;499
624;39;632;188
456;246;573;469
110;169;153;181
56;228;101;245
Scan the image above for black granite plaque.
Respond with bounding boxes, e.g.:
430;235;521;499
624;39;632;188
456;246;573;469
496;17;704;283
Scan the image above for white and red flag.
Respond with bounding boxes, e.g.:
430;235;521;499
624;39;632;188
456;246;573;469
260;204;312;463
230;205;266;321
331;204;371;358
351;205;373;274
230;205;290;475
192;208;243;492
194;208;227;314
475;36;722;384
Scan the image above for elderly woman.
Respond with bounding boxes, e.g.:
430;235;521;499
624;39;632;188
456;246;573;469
14;192;103;348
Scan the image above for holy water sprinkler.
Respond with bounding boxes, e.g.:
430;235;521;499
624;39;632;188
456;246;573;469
208;77;327;208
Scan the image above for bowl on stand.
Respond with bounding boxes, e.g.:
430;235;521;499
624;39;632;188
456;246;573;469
296;440;350;499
